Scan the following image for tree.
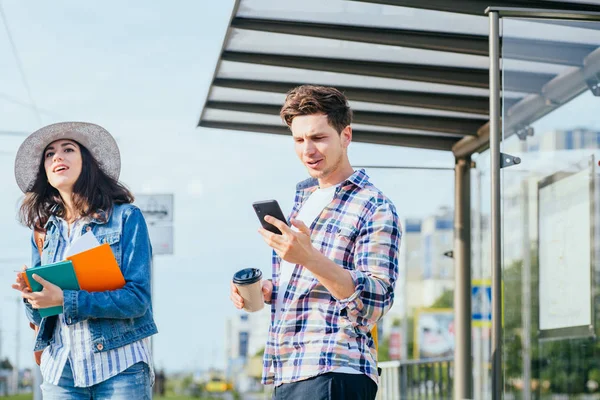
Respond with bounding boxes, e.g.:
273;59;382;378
0;358;12;370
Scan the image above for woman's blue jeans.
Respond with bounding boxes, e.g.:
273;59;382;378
41;360;152;400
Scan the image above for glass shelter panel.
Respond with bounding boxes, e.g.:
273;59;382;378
501;16;600;399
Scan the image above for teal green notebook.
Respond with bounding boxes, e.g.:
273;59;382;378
25;260;80;317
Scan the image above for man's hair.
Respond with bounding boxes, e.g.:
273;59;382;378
19;140;134;229
280;85;353;134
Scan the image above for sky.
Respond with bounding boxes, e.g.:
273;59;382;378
0;1;460;373
2;0;600;376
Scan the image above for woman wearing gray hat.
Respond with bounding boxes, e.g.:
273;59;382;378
11;122;157;399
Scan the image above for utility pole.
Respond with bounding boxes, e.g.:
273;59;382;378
13;297;20;395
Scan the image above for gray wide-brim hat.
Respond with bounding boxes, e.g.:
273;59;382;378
14;121;121;193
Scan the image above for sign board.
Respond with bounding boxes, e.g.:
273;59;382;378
388;326;402;360
472;279;492;328
538;163;594;339
135;194;173;223
136;194;174;255
414;308;454;359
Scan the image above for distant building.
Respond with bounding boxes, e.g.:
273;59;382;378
404;207;454;313
224;308;270;392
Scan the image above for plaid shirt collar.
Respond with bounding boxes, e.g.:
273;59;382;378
295;168;370;192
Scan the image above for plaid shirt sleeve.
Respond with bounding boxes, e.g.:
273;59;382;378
336;200;401;331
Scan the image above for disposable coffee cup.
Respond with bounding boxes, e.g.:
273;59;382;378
233;268;264;312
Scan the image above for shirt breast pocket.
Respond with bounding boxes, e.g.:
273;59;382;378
324;222;357;240
96;232;122;265
41;232;58;265
321;222;357;266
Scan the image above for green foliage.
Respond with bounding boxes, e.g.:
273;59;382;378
254;346;265;357
431;290;454;309
180;374;194;391
3;396;33;400
504;252;600;395
378;334;391;362
0;358;13;370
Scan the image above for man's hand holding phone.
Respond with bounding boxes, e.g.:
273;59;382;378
259;215;320;267
253;199;319;266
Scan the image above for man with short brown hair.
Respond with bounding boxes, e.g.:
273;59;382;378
231;85;401;400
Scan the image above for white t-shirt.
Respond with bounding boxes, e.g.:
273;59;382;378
276;184;361;375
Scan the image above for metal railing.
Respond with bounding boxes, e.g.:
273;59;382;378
377;357;454;400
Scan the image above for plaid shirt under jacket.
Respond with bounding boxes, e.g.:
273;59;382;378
262;169;401;387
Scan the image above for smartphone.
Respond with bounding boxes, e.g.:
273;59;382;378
252;200;289;235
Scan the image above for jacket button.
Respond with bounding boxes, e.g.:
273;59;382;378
86;227;92;232
96;344;104;351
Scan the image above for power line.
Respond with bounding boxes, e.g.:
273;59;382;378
0;91;60;118
354;165;454;171
0;1;42;125
0;91;37;110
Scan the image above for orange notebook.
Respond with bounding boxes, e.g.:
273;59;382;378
66;243;125;292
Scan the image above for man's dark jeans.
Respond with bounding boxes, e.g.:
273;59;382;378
272;372;377;400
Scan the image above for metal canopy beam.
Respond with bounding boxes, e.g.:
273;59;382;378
488;7;600;30
221;51;554;93
199;121;460;151
454;46;600;157
350;0;600;16
488;6;600;20
452;125;490;158
204;101;485;136
499;37;592;66
213;78;499;114
232;16;489;55
232;17;594;66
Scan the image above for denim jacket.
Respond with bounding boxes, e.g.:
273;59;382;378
24;203;158;353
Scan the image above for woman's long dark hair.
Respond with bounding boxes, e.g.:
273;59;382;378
19;141;134;230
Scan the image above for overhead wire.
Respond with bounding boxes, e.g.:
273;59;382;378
0;0;43;125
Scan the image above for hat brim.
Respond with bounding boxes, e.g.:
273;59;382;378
14;122;121;193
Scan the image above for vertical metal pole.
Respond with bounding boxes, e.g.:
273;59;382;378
401;363;408;398
33;367;42;400
454;157;473;400
480;169;491;399
402;247;408;361
13;298;20;395
521;177;532;400
474;169;483;400
438;362;443;399
489;10;503;400
149;254;155;397
417;364;422;400
447;360;452;396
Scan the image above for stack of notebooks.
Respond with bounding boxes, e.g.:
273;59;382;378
21;232;125;317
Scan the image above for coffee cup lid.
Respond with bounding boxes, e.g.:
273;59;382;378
233;268;262;285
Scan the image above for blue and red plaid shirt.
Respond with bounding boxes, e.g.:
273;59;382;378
262;169;401;386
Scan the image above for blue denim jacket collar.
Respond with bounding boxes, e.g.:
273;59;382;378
44;208;111;230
